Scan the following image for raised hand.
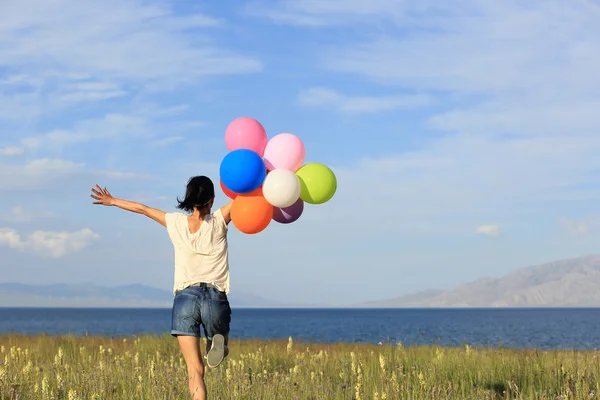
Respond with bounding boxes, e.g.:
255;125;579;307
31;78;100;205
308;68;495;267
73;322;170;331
90;184;115;206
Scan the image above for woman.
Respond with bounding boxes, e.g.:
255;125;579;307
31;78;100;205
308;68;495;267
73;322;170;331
90;176;233;400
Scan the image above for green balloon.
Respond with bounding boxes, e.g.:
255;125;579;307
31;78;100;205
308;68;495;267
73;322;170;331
295;163;337;204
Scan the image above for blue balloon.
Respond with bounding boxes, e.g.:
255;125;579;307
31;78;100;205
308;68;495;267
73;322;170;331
220;149;266;194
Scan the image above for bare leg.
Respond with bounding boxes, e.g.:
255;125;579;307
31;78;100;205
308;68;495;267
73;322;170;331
177;336;207;400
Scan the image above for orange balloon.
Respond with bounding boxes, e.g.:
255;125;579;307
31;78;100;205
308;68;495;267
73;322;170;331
231;187;273;234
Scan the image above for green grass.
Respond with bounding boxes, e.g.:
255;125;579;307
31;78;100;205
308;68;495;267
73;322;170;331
0;334;598;399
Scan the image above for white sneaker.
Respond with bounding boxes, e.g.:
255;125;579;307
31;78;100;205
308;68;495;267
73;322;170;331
206;334;225;368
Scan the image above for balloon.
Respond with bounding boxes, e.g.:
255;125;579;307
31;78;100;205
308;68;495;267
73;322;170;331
220;180;238;199
295;163;337;204
263;133;306;172
220;149;266;194
262;169;301;208
273;198;304;224
231;188;273;234
225;117;268;156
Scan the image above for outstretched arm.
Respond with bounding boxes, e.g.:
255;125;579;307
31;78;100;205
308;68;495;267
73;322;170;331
90;185;166;227
219;200;234;225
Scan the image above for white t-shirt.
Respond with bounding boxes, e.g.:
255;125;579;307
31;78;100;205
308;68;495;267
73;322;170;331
165;209;230;295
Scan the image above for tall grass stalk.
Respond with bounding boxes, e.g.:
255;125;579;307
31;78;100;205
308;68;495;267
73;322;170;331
0;335;598;399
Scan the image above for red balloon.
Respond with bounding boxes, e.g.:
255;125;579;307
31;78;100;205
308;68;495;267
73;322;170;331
220;180;238;199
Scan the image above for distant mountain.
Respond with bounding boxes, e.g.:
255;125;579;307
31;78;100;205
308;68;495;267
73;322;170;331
8;254;599;308
0;283;286;308
363;254;600;307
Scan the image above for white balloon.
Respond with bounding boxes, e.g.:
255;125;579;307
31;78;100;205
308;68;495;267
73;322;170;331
262;169;301;208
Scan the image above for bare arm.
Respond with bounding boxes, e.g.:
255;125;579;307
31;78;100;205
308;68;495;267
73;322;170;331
219;200;234;225
111;198;167;227
90;185;166;227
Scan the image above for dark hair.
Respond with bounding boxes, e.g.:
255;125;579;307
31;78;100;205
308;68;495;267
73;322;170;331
176;176;215;213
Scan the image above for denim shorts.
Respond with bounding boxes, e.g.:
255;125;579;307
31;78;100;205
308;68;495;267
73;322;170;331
171;283;232;340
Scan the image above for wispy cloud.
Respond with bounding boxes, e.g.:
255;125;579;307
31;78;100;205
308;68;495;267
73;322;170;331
0;1;261;81
317;131;600;241
149;136;184;147
560;219;589;237
0;74;36;86
0;227;99;258
0;0;262;121
315;3;600;137
298;87;432;114
252;0;600;232
255;1;600;136
0;207;31;223
0;147;24;156
0;92;44;121
558;216;600;237
57;81;128;103
0;206;54;223
476;224;502;237
0;159;84;190
246;0;405;26
19;114;150;149
0;158;145;191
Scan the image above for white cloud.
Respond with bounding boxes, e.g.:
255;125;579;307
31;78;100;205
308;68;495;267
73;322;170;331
142;104;191;118
309;131;600;241
0;229;22;249
255;1;600;136
320;3;600;136
0;227;99;258
0;147;24;156
0;92;44;122
558;216;600;237
246;0;405;26
0;1;261;81
183;121;209;128
149;136;183;147
0;206;55;223
251;0;600;228
19;113;150;149
0;159;84;191
57;81;127;103
331;7;595;87
476;224;501;237
298;87;432;114
0;74;35;86
0;158;146;191
7;110;205;152
0;207;28;222
0;0;262;121
560;219;589;237
0;206;38;223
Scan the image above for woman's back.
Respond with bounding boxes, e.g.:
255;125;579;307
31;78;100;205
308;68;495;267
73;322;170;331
165;209;229;295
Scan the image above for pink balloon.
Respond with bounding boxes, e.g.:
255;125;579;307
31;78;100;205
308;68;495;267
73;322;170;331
225;117;268;157
263;133;306;172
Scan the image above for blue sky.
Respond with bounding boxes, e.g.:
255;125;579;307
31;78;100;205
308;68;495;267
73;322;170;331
1;0;600;305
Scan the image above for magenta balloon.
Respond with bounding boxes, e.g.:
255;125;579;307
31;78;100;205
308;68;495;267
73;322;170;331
272;198;304;224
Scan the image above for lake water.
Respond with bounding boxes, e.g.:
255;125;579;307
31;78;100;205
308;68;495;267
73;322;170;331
1;308;599;350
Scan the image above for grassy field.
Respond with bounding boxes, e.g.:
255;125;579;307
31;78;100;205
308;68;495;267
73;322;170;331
0;335;598;399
